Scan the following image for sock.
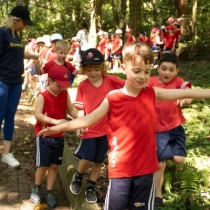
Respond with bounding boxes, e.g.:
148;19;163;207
46;190;52;195
87;180;96;188
76;171;84;177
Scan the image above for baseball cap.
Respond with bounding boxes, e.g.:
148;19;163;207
10;6;34;26
48;65;71;87
97;30;104;36
125;28;132;33
81;48;104;66
115;29;122;34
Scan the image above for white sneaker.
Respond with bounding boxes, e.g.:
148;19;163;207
2;153;20;167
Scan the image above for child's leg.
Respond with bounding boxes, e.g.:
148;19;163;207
46;164;58;191
154;161;166;198
104;174;155;210
89;162;102;182
35;166;48;185
112;58;118;72
172;156;185;164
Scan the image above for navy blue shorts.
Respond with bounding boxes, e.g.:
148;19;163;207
156;125;186;162
104;174;155;210
35;136;64;167
75;136;108;163
112;53;121;59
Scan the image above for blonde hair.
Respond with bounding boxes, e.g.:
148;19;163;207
80;63;107;75
0;16;16;38
122;41;154;65
55;40;70;51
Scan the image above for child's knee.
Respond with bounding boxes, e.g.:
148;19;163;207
172;156;185;164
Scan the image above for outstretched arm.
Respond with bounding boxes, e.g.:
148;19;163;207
154;87;210;101
37;98;109;137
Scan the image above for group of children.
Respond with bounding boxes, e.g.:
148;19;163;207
27;37;210;210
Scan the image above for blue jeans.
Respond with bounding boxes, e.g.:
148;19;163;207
0;81;22;141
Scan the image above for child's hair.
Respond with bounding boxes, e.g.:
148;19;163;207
80;63;107;75
122;41;154;65
158;53;179;68
55;40;70;51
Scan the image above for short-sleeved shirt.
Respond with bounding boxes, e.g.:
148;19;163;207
34;89;67;137
44;49;57;63
97;38;107;55
164;34;176;49
74;75;125;139
148;76;191;132
126;35;135;44
0;28;24;85
112;38;123;54
106;86;159;178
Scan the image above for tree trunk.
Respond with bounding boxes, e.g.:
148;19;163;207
174;0;189;17
129;0;142;37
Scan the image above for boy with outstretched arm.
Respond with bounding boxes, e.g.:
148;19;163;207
147;53;193;208
30;65;78;209
37;42;210;210
69;48;125;203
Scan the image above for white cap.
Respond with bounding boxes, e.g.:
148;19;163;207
115;29;122;34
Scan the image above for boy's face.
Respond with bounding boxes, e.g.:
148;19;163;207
158;61;179;84
85;66;103;83
56;49;68;61
122;58;151;91
48;79;67;95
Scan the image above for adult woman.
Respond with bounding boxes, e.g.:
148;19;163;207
0;6;38;167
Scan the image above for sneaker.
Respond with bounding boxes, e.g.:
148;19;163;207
85;186;97;204
2;153;20;167
30;185;41;204
70;173;83;194
45;192;57;209
154;197;163;208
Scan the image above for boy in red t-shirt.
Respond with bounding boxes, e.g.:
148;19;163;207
30;65;78;209
37;40;79;89
147;53;193;208
37;42;210;210
71;48;125;203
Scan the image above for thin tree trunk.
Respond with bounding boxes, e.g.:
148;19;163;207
192;0;197;45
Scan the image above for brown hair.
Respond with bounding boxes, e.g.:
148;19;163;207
80;63;107;75
122;41;154;65
55;40;70;51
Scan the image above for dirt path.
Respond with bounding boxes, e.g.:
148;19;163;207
0;91;69;210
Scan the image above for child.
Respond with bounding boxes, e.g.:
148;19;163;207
38;40;78;89
163;25;176;53
112;29;123;72
147;53;192;208
125;28;136;44
70;48;125;204
30;65;78;209
37;41;210;210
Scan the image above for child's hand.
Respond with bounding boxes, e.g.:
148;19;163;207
37;127;54;137
176;98;191;107
76;128;85;137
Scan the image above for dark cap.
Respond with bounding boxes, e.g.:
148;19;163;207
48;65;71;87
10;6;34;26
81;48;104;66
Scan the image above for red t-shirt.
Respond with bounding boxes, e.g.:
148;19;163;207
34;89;68;137
112;38;123;54
174;29;181;45
44;49;57;63
74;75;125;139
106;86;159;178
126;35;135;44
97;38;107;55
164;34;176;49
138;37;150;45
147;76;191;132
